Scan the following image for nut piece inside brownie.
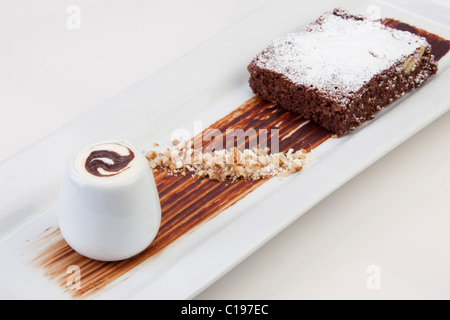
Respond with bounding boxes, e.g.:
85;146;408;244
247;9;438;135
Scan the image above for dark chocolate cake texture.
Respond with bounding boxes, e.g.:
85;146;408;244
247;9;438;135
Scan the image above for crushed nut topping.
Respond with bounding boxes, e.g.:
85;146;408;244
145;140;311;182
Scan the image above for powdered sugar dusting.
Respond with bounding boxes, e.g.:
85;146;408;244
253;9;429;100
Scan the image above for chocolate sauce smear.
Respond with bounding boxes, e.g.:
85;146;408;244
85;147;135;177
28;20;449;300
29;96;331;299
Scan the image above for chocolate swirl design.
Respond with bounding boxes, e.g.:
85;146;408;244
85;146;135;177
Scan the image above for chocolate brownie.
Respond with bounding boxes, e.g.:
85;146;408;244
247;9;438;136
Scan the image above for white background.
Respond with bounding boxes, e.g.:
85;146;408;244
0;0;449;299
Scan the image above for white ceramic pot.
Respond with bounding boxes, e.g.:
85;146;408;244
58;140;161;261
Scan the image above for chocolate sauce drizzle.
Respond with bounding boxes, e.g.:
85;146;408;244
30;96;332;299
85;147;135;177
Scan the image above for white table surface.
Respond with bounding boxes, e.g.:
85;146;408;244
1;0;449;300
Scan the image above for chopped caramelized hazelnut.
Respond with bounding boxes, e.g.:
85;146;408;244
145;141;311;182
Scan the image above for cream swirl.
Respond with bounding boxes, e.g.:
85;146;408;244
73;142;141;181
85;147;135;177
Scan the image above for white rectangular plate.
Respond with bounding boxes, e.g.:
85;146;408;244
0;0;449;299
